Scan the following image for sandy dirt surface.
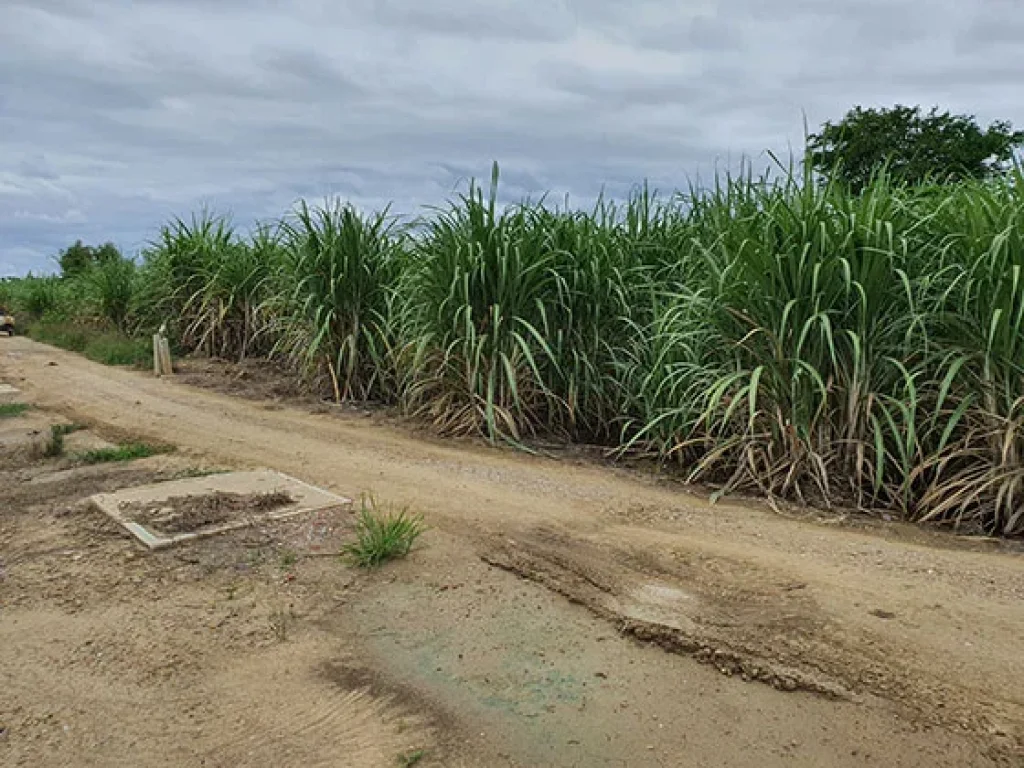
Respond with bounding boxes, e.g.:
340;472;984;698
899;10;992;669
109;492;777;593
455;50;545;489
2;336;1024;767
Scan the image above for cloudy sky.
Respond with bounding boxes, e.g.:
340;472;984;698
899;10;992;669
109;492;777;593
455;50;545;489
1;0;1020;275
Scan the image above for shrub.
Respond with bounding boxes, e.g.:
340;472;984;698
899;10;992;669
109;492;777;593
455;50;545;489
274;200;403;402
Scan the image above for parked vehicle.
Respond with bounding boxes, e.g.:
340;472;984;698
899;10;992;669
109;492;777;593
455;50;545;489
0;307;15;336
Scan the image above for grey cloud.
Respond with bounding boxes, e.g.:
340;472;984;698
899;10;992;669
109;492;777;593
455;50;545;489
364;0;577;42
254;48;366;97
614;10;746;54
548;62;706;107
15;156;60;182
1;0;1021;274
4;0;100;18
0;63;157;114
957;2;1024;47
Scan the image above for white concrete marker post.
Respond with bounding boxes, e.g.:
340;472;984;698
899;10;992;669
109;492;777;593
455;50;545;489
159;336;172;376
153;325;173;377
152;333;161;376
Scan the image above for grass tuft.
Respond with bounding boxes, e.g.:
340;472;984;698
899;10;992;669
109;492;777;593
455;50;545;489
397;749;427;767
42;423;81;458
279;549;298;569
0;403;29;418
342;495;426;568
80;442;168;464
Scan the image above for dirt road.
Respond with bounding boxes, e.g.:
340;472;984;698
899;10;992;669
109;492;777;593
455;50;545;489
3;336;1024;766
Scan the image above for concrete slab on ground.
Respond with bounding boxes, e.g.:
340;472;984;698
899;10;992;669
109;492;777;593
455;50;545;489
0;382;22;402
91;469;351;550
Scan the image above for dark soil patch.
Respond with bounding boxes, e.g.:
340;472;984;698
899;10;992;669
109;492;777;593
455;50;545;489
176;357;317;403
175;356;393;420
120;490;294;535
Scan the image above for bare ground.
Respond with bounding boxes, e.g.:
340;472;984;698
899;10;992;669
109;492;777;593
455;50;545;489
2;336;1024;767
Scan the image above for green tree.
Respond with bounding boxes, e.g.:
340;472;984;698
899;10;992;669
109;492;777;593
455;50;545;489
807;105;1024;192
58;240;94;278
58;240;124;278
94;242;122;265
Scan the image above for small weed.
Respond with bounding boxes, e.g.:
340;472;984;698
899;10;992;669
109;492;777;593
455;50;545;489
80;442;168;464
247;547;267;567
0;403;28;418
279;549;298;569
397;749;427;767
44;425;66;457
268;604;293;642
342;495;426;568
42;423;81;457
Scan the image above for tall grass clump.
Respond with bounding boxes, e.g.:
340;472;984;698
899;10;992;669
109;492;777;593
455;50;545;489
138;212;277;359
192;224;282;360
10;159;1024;536
17;275;65;319
622;168;930;506
86;254;137;331
274;199;403;402
398;166;658;443
536;190;682;441
904;168;1024;533
398;168;565;441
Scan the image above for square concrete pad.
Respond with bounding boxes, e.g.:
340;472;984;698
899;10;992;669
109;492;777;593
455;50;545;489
91;469;351;549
